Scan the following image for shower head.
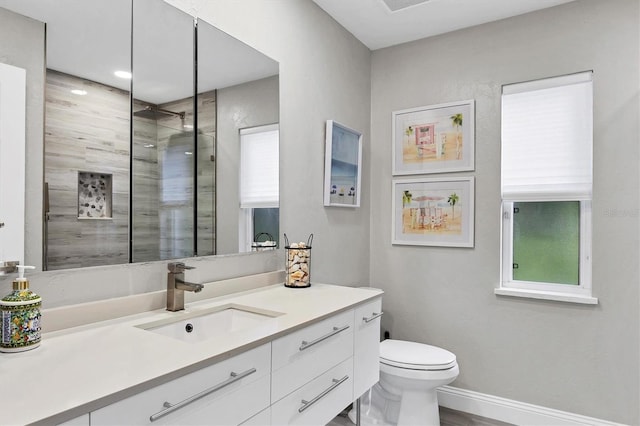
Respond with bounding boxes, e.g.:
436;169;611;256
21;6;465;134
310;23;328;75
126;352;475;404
133;105;185;120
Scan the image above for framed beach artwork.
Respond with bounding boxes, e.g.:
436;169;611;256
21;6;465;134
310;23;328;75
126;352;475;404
324;120;363;208
392;100;474;175
392;177;474;247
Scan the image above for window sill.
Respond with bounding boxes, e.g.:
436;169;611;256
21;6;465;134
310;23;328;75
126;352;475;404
494;287;598;305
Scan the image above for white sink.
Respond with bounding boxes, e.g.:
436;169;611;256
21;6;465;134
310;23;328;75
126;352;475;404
137;304;283;343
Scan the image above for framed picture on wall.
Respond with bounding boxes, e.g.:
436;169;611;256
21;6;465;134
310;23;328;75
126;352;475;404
392;100;475;175
392;176;475;247
324;120;363;208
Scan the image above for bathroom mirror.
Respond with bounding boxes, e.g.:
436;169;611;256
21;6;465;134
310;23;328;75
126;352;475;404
0;0;279;271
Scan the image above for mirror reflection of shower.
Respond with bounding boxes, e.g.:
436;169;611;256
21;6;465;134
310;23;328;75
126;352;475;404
9;0;278;271
133;105;185;120
131;94;216;263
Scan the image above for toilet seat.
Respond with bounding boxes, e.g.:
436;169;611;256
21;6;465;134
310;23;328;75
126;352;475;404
380;339;457;371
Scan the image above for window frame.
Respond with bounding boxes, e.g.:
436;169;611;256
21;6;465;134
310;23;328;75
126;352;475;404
496;72;597;305
238;124;279;252
499;200;594;302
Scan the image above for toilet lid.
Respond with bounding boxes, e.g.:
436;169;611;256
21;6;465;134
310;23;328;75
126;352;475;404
380;340;457;370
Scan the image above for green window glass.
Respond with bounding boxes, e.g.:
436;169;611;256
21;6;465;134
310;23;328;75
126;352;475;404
512;201;580;285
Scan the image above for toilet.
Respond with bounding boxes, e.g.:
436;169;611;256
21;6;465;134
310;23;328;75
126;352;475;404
350;339;459;426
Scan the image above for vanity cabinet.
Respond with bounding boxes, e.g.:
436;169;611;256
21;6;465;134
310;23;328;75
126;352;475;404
353;297;383;399
91;343;271;425
68;295;381;425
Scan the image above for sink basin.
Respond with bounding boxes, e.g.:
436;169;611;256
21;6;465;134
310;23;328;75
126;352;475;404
137;304;283;343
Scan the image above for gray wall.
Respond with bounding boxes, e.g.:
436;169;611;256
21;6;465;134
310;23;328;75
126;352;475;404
45;70;130;270
369;0;639;423
216;75;279;254
0;8;44;270
167;0;373;286
0;0;371;305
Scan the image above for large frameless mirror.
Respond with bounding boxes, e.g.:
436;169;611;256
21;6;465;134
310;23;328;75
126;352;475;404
0;0;279;271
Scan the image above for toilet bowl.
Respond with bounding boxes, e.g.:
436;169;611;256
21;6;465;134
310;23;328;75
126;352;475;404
351;339;459;426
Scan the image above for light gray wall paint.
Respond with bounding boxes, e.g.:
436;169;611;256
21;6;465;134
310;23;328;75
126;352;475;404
0;8;44;270
167;0;372;286
7;0;633;420
216;75;279;255
0;1;371;305
370;0;639;423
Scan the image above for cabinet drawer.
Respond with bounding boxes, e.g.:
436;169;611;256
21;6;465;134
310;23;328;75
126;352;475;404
354;297;382;398
91;343;271;425
239;407;270;425
271;309;354;402
271;358;353;426
56;413;89;426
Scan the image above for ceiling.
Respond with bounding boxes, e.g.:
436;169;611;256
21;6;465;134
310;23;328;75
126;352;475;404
312;0;577;50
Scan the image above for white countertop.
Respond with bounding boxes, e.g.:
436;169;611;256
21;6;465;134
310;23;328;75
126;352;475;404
0;283;382;425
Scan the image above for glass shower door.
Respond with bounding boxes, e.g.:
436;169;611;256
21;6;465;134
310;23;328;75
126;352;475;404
131;0;194;262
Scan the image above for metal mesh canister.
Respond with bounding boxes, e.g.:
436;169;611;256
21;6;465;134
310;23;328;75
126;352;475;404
284;234;312;288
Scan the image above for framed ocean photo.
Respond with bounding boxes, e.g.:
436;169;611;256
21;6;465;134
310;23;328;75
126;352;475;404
324;120;363;208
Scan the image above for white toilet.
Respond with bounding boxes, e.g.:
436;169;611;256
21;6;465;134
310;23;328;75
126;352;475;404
351;339;459;426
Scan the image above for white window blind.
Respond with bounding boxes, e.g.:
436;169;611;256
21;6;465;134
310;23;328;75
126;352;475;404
501;71;593;201
240;124;279;208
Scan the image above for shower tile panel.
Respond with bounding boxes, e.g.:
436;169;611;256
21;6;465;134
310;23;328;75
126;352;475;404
78;172;112;219
46;70;129;269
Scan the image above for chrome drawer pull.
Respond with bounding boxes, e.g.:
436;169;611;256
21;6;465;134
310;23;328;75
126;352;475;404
363;312;384;323
149;367;257;422
299;325;350;351
298;375;349;413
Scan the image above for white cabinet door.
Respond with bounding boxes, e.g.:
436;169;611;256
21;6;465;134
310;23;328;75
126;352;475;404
271;358;353;426
239;407;270;425
353;297;382;399
91;344;270;425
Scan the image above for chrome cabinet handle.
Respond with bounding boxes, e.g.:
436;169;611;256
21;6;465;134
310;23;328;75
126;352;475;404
149;367;257;422
363;312;383;323
298;375;349;413
299;325;350;351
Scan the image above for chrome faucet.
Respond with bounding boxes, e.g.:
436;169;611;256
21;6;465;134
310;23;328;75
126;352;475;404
0;261;18;275
167;262;203;311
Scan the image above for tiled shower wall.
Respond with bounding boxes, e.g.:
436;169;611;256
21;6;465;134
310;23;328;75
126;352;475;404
45;70;130;270
133;91;216;261
45;70;216;269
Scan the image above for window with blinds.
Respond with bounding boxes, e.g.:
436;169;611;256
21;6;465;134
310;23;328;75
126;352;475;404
498;72;595;303
240;124;279;209
239;124;280;252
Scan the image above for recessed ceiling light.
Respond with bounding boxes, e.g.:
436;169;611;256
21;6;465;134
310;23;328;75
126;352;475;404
184;151;193;156
114;70;132;79
70;89;87;96
143;144;155;148
381;0;430;12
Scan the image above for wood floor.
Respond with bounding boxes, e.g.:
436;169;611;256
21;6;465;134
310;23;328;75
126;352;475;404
327;405;514;426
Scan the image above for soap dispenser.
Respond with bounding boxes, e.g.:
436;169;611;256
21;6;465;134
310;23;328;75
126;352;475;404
0;265;41;352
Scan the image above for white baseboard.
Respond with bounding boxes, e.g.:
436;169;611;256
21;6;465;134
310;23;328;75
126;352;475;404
437;385;624;426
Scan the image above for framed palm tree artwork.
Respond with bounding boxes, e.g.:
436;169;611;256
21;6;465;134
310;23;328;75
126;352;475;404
392;100;474;175
392;177;474;247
